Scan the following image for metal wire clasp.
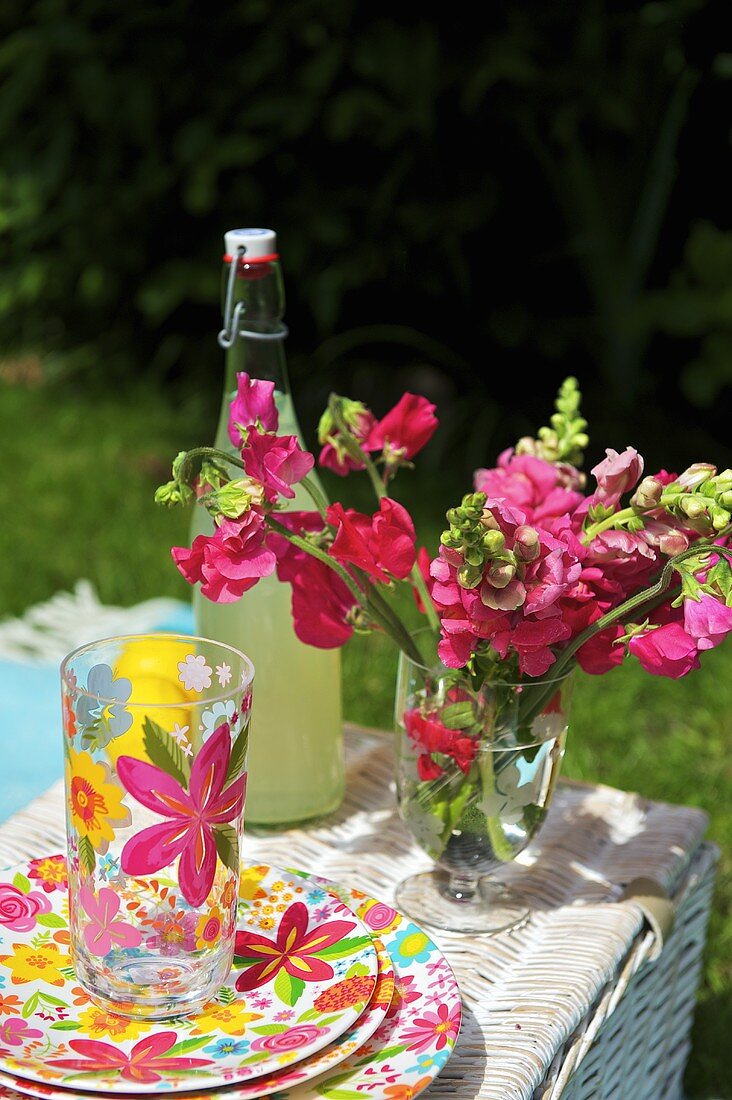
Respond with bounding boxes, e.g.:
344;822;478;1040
217;246;246;349
216;245;289;348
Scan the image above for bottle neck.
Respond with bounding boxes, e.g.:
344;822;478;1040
220;255;290;395
223;333;290;397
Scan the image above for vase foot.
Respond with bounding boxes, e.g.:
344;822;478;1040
395;871;530;934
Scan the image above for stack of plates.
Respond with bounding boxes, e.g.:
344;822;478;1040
0;857;461;1100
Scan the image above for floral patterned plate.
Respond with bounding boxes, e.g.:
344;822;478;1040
0;937;394;1100
0;873;461;1100
0;859;378;1093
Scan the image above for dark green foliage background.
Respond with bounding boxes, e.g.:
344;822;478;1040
1;0;730;471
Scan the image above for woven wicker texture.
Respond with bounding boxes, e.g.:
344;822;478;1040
0;725;714;1100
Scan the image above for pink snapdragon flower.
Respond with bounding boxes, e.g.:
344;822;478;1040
474;450;584;525
429;511;583;675
172;511;276;603
575;625;626;674
366;393;438;462
590;446;644;506
491;617;572;677
584;530;658;593
241;427;314;501
327;498;417;582
228;372;279;444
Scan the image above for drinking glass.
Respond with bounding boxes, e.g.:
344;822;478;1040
394;649;572;934
60;633;253;1018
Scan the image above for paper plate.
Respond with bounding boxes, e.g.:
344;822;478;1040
0;859;377;1093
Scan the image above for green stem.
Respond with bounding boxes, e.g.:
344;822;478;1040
179;446;247;482
411;563;441;633
582;505;636;543
365;586;424;665
265;517;365;606
266;516;423;662
300;475;329;520
477;750;517;862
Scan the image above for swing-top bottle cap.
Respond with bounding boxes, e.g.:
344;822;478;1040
224;228;278;262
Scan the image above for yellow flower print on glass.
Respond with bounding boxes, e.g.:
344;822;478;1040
65;749;130;854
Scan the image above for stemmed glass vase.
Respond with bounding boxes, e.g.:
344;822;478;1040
394;648;572;934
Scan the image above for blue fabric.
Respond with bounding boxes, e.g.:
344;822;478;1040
0;604;195;824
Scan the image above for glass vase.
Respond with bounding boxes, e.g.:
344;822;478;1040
394;649;572;933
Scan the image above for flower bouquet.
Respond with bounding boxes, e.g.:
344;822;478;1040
158;376;732;931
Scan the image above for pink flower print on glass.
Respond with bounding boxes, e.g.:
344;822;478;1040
79;886;143;956
117;724;245;907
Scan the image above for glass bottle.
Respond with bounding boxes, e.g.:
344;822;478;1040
190;228;344;826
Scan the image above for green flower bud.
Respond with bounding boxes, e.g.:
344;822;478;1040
440;529;462;550
481;529;506;554
317;396;371;444
713;469;732;494
680;495;707;520
711;506;731;531
519;378;588;466
154;479;193;507
480;511;501;532
212;478;265;519
515;435;539;457
719;490;732;510
199;459;229;491
171;451;189;482
457;564;483;589
627;515;646;532
464;546;484;567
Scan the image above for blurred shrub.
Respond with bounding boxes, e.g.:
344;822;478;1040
0;0;728;464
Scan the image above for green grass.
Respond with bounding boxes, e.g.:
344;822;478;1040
1;379;729;1097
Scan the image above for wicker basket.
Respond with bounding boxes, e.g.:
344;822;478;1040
539;842;717;1099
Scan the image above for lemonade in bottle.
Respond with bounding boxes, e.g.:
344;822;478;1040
189;229;343;826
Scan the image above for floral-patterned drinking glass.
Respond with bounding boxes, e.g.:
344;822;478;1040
60;633;253;1019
